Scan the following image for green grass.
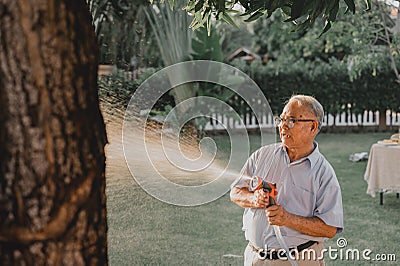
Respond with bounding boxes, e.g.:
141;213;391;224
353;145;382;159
107;132;400;265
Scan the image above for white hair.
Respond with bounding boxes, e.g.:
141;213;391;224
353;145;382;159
286;95;324;131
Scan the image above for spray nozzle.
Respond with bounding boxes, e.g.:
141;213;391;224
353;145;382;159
249;176;277;206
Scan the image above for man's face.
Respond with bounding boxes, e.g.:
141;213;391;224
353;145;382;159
278;101;317;149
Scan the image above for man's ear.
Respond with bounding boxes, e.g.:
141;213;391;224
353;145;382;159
311;121;318;133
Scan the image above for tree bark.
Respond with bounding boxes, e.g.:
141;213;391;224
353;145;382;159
0;0;108;265
378;109;387;131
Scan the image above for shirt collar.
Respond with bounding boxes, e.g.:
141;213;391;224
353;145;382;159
280;141;320;169
307;142;320;168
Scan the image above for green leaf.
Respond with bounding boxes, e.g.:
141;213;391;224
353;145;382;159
183;0;196;11
168;0;175;10
195;0;204;12
319;20;332;37
292;19;311;32
192;39;205;55
191;26;223;61
344;0;355;14
195;9;204;22
206;12;211;36
244;11;264;22
189;17;202;30
365;0;371;11
291;0;306;20
281;4;291;16
221;12;239;28
328;1;340;22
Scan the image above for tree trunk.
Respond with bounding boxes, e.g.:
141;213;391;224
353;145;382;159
378;109;387;131
0;1;108;265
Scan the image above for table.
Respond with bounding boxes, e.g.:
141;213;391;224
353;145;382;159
364;143;400;205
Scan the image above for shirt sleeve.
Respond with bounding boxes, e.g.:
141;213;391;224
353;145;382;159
314;165;344;233
230;150;258;189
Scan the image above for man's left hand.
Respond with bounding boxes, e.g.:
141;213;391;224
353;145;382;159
265;205;290;226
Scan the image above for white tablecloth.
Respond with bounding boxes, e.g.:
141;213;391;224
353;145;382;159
364;143;400;197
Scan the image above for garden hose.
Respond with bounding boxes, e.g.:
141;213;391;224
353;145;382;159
250;176;298;266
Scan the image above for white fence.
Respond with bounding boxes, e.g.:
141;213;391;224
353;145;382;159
204;110;400;131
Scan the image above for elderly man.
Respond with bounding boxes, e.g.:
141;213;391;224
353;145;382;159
230;95;343;265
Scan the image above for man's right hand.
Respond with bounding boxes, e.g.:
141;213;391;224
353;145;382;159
230;186;270;209
252;189;270;208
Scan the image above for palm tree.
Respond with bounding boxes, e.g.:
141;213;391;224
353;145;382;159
145;1;196;114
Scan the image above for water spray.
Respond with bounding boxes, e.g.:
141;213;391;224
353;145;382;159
123;61;274;206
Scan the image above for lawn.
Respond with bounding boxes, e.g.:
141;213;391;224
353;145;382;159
106;129;399;265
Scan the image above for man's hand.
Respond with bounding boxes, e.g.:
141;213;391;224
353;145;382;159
231;186;273;209
265;205;338;238
265;205;290;226
252;189;270;208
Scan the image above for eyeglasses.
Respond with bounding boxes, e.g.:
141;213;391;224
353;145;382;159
274;117;315;129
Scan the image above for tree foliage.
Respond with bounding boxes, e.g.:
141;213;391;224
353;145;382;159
176;0;367;34
94;0;399;129
87;0;160;68
230;57;399;127
226;0;399;122
145;0;196;113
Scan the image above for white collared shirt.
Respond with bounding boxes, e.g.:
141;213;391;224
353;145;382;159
231;142;344;249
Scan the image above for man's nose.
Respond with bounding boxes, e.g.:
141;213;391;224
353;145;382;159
280;119;290;129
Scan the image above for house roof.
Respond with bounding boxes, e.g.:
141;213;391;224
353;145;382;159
226;47;261;62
